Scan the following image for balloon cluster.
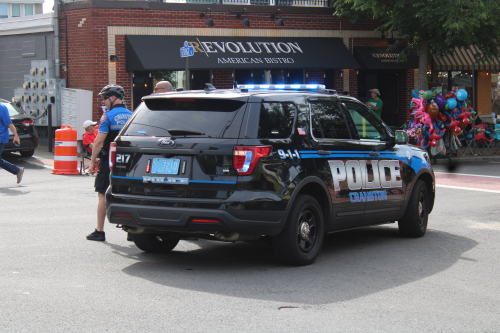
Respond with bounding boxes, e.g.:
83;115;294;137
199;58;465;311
404;88;476;149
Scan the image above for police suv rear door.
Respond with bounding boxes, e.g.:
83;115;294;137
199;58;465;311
307;98;367;229
341;101;407;225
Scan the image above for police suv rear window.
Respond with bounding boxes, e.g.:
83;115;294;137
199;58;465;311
122;98;246;138
258;102;296;139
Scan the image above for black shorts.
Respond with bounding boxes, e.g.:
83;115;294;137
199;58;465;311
95;156;110;194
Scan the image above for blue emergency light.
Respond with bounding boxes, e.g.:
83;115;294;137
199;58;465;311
237;84;326;91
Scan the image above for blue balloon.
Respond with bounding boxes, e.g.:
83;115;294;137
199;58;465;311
446;98;457;110
456;89;468;101
411;89;420;99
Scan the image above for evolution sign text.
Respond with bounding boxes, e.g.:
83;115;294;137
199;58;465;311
184;40;303;66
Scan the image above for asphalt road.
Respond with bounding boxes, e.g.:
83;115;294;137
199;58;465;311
1;152;499;332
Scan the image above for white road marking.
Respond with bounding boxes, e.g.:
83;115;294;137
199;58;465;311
436;184;500;194
434;172;500;179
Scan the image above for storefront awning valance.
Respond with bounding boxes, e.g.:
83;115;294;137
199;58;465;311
353;47;419;69
432;46;500;71
125;35;360;71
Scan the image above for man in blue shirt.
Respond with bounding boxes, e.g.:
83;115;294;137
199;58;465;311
87;85;132;241
0;103;24;184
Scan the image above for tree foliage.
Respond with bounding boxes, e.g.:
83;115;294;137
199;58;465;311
333;0;500;89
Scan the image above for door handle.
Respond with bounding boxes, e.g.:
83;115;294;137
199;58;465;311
369;152;380;156
318;150;331;155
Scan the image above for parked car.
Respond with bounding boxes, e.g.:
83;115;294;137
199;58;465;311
1;98;38;157
105;84;435;265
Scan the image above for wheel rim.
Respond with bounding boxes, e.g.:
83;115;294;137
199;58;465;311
296;207;318;253
418;188;427;228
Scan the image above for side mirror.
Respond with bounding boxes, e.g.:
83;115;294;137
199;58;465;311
395;130;409;144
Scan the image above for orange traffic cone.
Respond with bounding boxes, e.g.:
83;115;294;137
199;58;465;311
52;125;80;175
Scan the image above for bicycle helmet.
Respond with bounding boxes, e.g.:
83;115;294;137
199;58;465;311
99;85;125;100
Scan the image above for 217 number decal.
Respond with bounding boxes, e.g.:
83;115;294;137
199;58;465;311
116;154;131;163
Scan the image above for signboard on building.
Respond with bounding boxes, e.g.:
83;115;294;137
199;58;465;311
126;36;360;71
353;47;419;69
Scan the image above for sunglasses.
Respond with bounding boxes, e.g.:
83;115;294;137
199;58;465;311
154;88;166;92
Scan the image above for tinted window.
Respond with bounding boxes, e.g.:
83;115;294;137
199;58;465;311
122;98;246;138
2;103;24;117
343;102;387;141
258;102;296;139
310;102;351;139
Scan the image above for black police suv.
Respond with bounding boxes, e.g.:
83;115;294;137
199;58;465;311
106;84;435;265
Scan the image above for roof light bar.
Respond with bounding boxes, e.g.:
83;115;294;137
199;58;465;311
236;84;326;91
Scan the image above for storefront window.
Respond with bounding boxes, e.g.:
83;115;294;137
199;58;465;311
492;72;500;119
0;3;9;19
235;69;303;85
427;70;473;108
11;4;21;17
451;71;473;107
427;71;449;94
25;4;34;16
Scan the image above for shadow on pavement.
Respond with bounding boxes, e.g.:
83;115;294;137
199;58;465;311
112;226;477;305
1;151;47;170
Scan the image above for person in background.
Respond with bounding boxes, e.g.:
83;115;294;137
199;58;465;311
366;88;383;118
0;103;24;184
343;91;351;96
153;81;173;94
86;85;132;242
82;120;98;154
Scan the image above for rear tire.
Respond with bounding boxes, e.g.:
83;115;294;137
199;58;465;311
273;194;324;266
20;149;34;158
133;233;179;253
398;179;429;237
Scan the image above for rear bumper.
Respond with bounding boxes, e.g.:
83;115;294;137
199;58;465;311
3;135;37;152
106;192;288;236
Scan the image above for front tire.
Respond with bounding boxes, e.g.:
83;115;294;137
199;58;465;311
133;233;179;253
398;179;429;237
273;195;324;266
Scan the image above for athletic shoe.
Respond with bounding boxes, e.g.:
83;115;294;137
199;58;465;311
86;229;105;241
16;167;24;184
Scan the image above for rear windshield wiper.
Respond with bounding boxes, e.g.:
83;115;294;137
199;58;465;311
168;129;205;136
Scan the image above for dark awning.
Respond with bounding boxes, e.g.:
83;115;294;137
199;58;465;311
126;35;360;71
354;47;419;69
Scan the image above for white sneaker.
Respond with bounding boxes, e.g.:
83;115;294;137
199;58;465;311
16;167;24;184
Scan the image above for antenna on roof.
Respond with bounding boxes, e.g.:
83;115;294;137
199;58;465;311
204;83;216;91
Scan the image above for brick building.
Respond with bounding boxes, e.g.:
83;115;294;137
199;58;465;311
60;0;421;127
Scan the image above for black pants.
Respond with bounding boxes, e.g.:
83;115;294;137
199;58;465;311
94;155;110;194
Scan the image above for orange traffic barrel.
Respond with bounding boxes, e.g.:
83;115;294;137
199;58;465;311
52;125;79;175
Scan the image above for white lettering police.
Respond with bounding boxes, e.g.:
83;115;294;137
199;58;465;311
328;160;402;191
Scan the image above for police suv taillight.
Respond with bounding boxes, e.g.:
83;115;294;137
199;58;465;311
109;142;117;170
233;146;272;175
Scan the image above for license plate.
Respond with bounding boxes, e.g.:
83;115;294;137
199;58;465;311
151;158;180;175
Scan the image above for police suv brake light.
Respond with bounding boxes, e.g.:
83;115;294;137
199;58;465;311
233;146;271;175
109;142;117;170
